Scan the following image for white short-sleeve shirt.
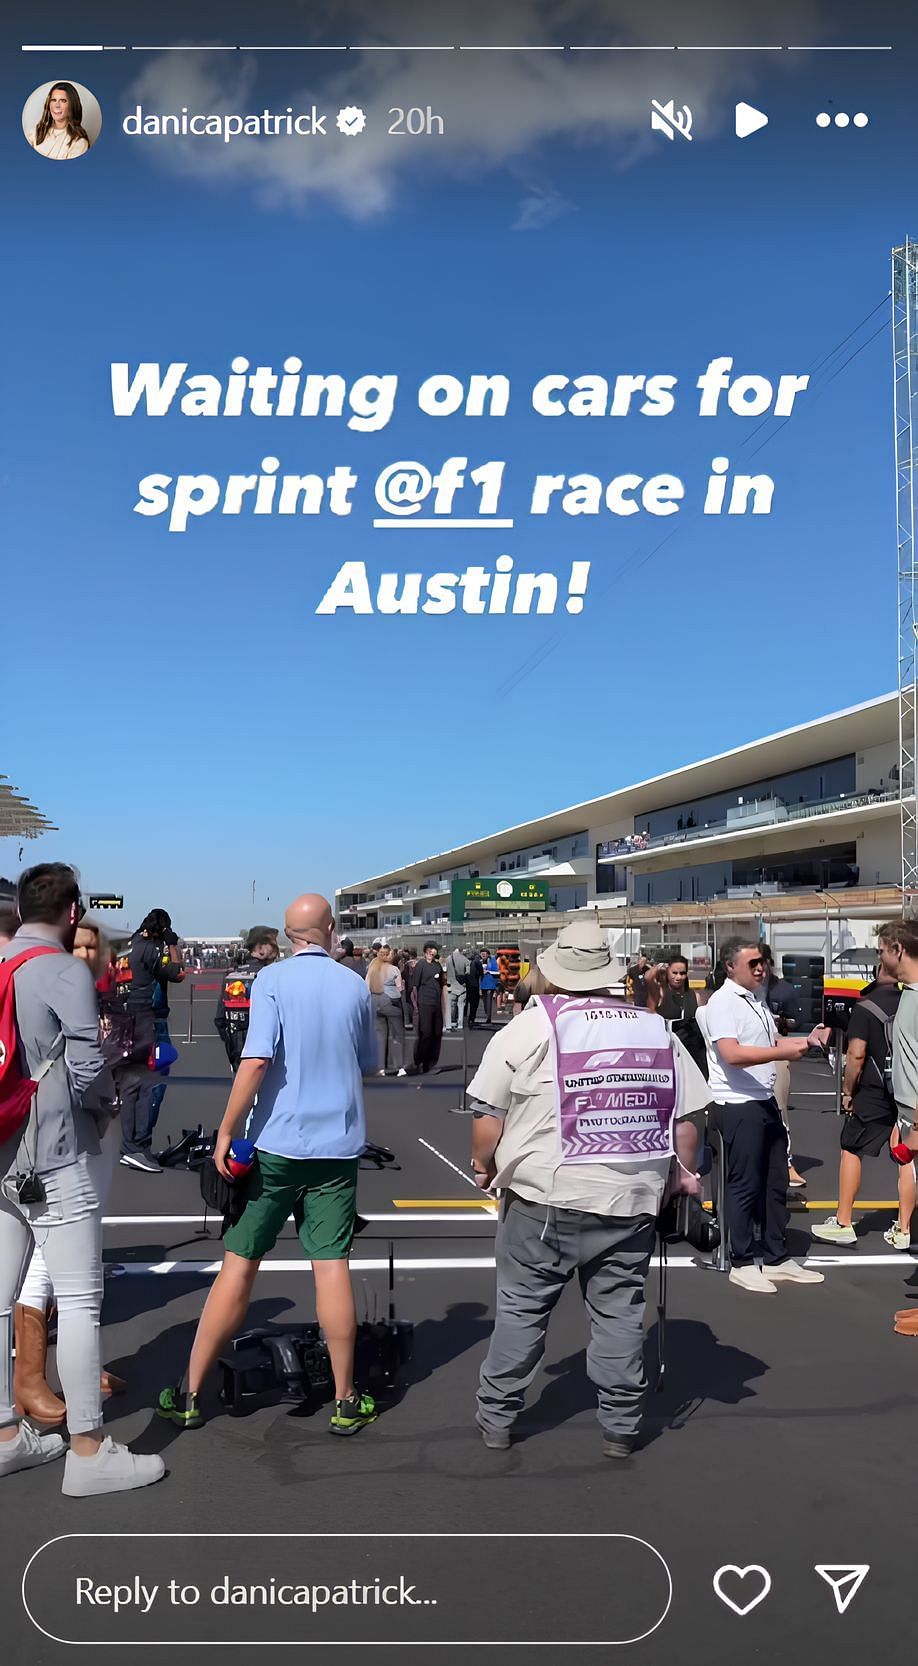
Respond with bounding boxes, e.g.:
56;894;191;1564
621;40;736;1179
704;980;778;1104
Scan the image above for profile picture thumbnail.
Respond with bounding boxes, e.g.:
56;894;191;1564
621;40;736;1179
22;80;101;161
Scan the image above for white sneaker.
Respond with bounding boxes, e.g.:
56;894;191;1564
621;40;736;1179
61;1437;165;1497
0;1421;66;1477
811;1215;857;1246
397;1068;407;1077
729;1265;777;1294
883;1221;912;1251
765;1258;825;1285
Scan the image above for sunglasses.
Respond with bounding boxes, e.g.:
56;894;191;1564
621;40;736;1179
747;957;765;970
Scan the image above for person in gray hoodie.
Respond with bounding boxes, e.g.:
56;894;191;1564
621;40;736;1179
0;864;164;1495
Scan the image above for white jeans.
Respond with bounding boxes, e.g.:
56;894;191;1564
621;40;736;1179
0;1134;105;1434
18;1121;117;1310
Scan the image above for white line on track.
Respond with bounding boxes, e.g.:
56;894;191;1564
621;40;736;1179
119;1258;499;1275
790;1254;918;1267
113;1254;916;1275
103;1214;496;1226
417;1136;481;1189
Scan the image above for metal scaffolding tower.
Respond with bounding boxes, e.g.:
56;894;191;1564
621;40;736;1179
895;238;918;898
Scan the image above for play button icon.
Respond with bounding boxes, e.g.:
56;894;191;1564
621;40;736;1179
735;102;769;138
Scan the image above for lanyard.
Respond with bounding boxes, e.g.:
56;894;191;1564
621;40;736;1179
736;990;775;1043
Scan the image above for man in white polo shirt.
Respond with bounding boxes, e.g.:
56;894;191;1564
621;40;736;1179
704;937;830;1294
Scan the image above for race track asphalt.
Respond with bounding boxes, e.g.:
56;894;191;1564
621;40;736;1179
6;978;917;1664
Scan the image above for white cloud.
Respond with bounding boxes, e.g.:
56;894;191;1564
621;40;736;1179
511;185;575;232
121;0;828;220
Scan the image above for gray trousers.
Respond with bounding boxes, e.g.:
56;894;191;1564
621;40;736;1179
373;997;405;1073
445;988;467;1030
478;1196;656;1440
0;1134;104;1434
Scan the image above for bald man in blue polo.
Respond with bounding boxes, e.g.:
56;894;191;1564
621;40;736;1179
159;893;378;1437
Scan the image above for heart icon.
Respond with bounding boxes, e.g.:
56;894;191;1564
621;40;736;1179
712;1565;772;1617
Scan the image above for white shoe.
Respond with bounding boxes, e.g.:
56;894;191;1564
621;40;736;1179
765;1258;825;1285
883;1221;912;1252
377;1070;386;1077
811;1215;857;1246
0;1421;66;1477
61;1436;166;1497
397;1068;407;1076
729;1265;776;1294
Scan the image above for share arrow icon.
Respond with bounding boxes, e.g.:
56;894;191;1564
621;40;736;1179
814;1566;870;1615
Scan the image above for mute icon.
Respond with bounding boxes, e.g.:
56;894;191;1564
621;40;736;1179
651;99;693;141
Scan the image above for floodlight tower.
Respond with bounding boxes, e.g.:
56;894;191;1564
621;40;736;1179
894;239;918;900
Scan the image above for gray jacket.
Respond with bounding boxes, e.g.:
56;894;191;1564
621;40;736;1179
1;926;107;1173
445;950;470;994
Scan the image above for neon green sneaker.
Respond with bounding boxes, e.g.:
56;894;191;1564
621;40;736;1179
329;1391;377;1437
811;1216;857;1246
157;1385;204;1429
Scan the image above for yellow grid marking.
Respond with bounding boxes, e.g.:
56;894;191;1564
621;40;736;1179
393;1198;497;1210
703;1199;899;1211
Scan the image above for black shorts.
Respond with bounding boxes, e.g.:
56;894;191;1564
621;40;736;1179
840;1112;895;1158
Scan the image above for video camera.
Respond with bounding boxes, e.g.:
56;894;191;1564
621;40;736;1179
218;1243;413;1416
658;1189;721;1255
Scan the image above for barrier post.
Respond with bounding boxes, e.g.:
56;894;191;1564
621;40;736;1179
655;1238;668;1389
186;979;195;1044
702;1124;730;1274
448;1022;471;1114
834;1028;844;1116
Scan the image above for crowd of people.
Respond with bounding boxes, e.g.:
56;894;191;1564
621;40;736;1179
811;921;918;1295
2;866;918;1493
332;938;522;1076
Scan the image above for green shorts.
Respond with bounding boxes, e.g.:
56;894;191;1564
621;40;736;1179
223;1153;358;1262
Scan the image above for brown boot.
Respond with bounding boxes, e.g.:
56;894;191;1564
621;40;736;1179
893;1310;918;1336
13;1304;66;1425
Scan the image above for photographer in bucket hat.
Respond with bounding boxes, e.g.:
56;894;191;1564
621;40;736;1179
468;918;710;1458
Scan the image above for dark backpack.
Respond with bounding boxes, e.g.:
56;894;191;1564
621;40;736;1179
857;997;896;1099
97;999;138;1066
111;945;135;1007
108;945;155;1064
200;1155;255;1237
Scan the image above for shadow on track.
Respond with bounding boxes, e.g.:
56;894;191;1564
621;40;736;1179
100;1300;492;1454
641;1319;768;1441
510;1321;767;1445
404;1301;492;1385
100;1298;299;1457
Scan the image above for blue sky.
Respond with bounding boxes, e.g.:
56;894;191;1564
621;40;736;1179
2;1;915;931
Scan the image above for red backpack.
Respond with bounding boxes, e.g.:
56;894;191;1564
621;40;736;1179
0;947;60;1144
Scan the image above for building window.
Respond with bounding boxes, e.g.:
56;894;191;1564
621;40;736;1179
630;842;862;906
596;846;628;895
641;755;856;844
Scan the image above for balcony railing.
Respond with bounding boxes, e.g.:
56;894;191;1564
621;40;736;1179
599;787;899;861
341;880;454;910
